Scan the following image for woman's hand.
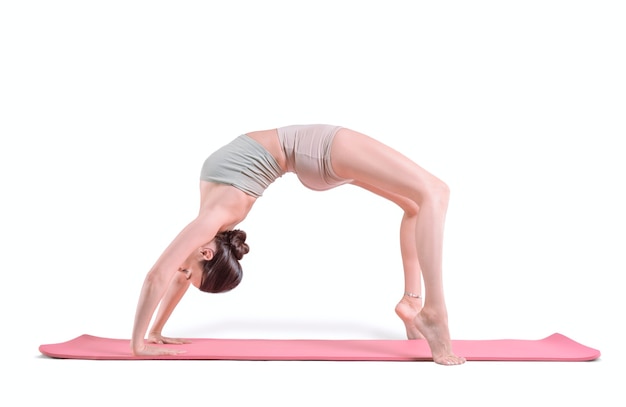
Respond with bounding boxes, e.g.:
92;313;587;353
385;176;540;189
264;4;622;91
147;332;191;345
131;333;191;357
132;343;187;357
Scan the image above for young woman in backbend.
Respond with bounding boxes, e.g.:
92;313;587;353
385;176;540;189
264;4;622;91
131;124;466;365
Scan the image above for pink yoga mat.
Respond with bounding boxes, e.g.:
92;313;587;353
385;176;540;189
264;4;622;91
39;333;600;361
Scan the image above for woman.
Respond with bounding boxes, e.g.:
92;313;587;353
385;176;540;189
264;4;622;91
131;124;466;365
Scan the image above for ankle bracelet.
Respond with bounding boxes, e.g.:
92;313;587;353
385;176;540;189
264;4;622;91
405;292;422;299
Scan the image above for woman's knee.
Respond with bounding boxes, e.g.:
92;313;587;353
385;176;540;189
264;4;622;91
421;178;450;208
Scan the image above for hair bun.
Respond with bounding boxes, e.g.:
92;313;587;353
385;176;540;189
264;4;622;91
226;229;249;260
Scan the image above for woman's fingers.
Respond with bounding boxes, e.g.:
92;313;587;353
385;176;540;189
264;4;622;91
135;345;187;356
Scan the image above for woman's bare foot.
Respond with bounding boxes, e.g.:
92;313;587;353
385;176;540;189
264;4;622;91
395;296;424;339
414;309;466;365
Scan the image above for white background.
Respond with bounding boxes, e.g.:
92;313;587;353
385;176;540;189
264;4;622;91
1;1;624;406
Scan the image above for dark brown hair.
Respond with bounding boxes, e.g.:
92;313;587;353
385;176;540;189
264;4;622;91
199;229;249;293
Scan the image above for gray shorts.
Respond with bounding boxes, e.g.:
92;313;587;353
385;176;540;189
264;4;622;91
199;134;284;198
278;124;352;191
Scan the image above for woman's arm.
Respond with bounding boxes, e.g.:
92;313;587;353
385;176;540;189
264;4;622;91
131;214;221;355
147;271;192;344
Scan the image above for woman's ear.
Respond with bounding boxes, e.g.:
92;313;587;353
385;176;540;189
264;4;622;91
201;249;214;261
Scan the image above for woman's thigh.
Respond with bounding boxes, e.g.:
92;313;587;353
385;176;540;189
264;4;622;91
330;128;445;203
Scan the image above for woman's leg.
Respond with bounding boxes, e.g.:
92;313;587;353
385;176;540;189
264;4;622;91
351;181;424;340
331;128;465;365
